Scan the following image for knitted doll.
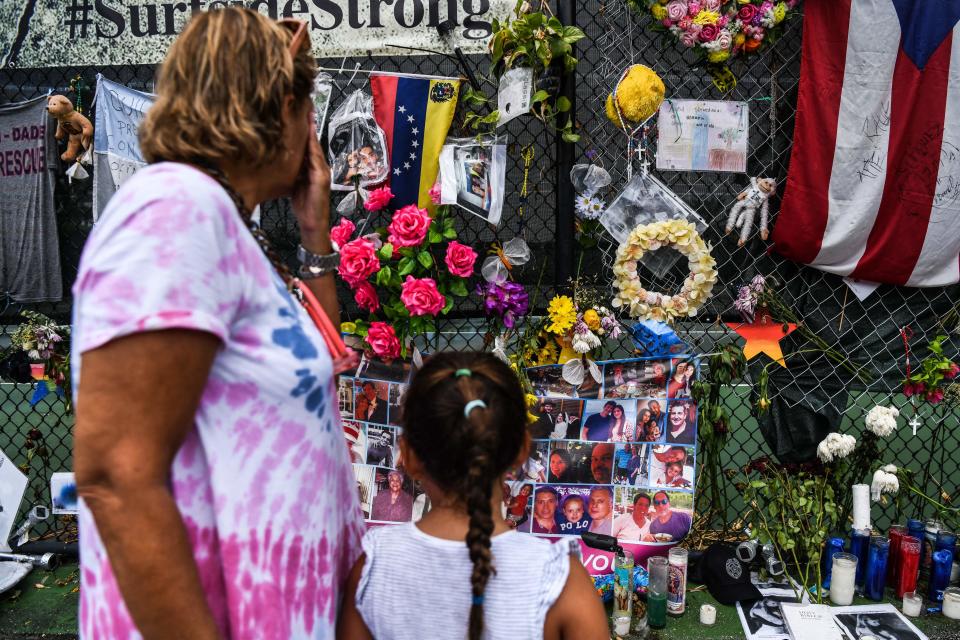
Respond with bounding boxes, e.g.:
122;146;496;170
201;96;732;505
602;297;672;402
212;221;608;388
725;177;776;246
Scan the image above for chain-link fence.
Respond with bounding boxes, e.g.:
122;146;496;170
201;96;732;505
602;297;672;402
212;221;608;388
1;1;958;543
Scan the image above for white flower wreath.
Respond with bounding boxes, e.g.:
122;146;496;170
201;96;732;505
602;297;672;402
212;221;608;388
611;219;718;322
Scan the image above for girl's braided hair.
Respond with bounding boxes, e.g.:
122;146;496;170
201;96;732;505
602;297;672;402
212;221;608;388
401;352;527;640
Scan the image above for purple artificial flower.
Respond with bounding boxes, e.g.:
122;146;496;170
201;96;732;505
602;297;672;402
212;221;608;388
476;281;530;329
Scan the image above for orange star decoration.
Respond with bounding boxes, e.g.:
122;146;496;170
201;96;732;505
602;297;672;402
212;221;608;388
726;309;797;368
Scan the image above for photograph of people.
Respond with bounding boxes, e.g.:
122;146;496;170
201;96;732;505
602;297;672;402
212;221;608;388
581;400;616;441
648;491;693;542
531;487;560;534
608;403;636;442
741;596;795;636
557;494;591;535
834;611;925;640
588;443;614;484
506;483;532;529
355;380;389;423
626;444;648;486
530;399;559;439
548;448;574;483
647;399;666;429
527;365;576;397
612;492;652;542
343;421;366;464
366;426;396;467
387;383;406;426
587;487;613;535
522;442;547;482
667;359;694;399
330;130;385;187
612;444;632;484
646;360;668;386
650;445;694;489
666;400;696;445
370;469;413;522
354;465;374;519
338;376;355;416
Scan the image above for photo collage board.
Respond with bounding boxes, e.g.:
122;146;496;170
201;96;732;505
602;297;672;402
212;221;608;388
340;354;698;575
339;358;425;525
516;355;698;574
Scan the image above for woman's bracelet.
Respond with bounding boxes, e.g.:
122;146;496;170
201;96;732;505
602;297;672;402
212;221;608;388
296;244;340;279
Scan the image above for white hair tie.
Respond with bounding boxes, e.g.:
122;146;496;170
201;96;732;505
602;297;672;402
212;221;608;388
464;399;487;418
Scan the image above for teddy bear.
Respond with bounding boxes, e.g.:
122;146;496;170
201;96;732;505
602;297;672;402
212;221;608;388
46;95;93;163
725;177;777;246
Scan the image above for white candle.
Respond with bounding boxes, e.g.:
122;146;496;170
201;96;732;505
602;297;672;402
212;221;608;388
613;616;631;636
951;561;959;585
700;604;717;625
852;484;871;530
830;553;857;606
903;591;923;617
944;588;960;620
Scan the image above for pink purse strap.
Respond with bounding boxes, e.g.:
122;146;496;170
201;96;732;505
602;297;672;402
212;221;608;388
293;279;359;374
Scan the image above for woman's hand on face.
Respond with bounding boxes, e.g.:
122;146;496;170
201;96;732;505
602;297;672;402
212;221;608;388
292;120;333;247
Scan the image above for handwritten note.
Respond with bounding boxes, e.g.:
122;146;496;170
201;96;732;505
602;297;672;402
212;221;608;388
656;99;748;173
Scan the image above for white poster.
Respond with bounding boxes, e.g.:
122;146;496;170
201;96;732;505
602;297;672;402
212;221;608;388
657;99;749;173
0;450;28;552
92;75;155;220
2;0;513;68
51;472;79;515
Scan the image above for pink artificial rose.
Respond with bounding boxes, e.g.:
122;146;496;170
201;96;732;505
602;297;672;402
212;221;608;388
429;182;442;205
353;281;380;313
687;1;701;15
400;276;446;316
338;237;380;286
387;204;432;248
703;0;721;9
945;362;960;380
680;31;698;47
678;16;692;30
665;0;687;21
662;18;673;27
699;24;719;41
717;14;728;27
738;4;758;24
364;186;394;212
330;218;356;250
444;241;478;278
366;322;401;360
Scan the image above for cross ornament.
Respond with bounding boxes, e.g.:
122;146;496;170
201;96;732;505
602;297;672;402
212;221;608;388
908;414;921;436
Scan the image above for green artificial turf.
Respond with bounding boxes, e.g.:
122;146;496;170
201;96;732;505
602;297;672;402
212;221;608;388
0;563;79;639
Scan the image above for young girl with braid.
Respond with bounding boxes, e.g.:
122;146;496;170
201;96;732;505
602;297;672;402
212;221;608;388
337;352;607;640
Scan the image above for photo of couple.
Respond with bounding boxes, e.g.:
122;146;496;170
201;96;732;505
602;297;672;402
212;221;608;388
602;360;669;400
546;441;615;484
612;488;693;543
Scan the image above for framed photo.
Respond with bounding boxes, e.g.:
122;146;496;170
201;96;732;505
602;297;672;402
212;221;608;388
50;472;78;515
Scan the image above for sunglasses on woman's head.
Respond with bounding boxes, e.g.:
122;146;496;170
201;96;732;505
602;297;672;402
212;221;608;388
653;498;669;506
278;19;309;58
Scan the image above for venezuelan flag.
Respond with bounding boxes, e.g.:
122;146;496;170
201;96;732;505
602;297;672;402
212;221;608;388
370;72;460;211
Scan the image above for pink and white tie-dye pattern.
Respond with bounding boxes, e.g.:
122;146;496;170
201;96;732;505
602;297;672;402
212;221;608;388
72;163;364;639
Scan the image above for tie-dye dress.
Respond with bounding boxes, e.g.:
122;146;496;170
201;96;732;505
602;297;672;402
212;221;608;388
72;163;364;639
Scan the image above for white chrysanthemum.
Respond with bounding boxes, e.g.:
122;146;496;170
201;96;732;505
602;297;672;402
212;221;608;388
573;330;602;354
816;432;857;463
575;191;606;220
871;468;900;501
865;405;899;438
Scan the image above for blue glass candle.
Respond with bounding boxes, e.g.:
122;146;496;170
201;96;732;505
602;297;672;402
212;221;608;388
822;537;845;589
929;549;954;602
850;528;871;591
907;518;924;541
936;531;957;556
865;536;890;601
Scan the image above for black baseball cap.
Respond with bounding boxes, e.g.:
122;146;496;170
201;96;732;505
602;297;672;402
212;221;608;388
701;543;762;605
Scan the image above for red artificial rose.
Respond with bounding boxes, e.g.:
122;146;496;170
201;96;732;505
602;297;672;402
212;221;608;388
353;281;380;313
330;218;356;250
400;275;446;316
387;204;432;248
444;241;478;278
338;237;380;287
366;322;401;360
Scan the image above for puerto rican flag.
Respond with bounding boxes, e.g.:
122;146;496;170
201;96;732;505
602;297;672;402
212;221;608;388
772;0;960;287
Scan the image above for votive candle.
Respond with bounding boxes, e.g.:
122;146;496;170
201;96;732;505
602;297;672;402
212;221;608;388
851;528;871;591
923;519;942;573
830;553;858;606
865;536;890;601
822;536;845;589
888;525;907;587
898;536;922;599
647;556;668;630
700;603;716;625
903;591;923;617
929;549;953;602
943;587;960;619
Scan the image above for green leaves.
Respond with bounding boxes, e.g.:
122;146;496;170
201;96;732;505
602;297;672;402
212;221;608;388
378;243;394;260
417;251;434;269
449;278;469;297
398;257;416;277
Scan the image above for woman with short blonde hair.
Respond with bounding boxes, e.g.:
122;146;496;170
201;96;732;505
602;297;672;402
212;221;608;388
72;8;362;638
